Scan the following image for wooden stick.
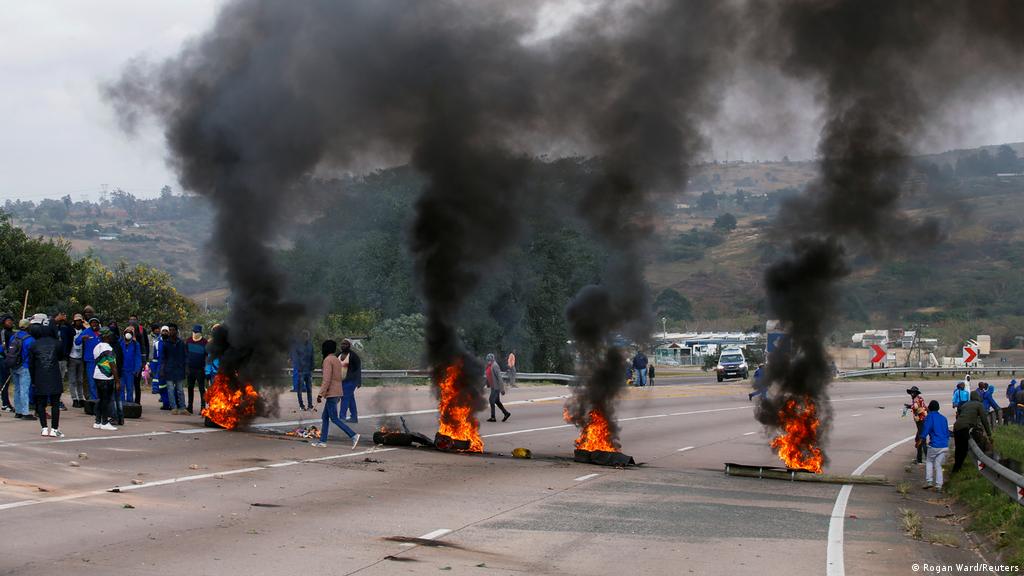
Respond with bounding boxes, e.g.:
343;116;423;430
21;290;28;319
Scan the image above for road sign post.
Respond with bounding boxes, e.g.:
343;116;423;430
870;344;886;368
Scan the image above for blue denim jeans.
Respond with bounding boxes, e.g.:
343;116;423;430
294;371;312;407
165;379;184;409
13;366;31;414
634;368;648;387
340;382;358;421
320;396;355;442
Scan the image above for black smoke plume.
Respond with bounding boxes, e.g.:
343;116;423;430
557;1;738;444
752;0;1024;464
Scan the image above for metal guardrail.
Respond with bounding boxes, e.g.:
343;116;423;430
284;368;575;384
968;437;1024;505
837;366;1024;379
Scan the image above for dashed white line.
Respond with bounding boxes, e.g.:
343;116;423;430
677;446;695;452
573;473;600;482
743;431;756;436
418;528;452;540
851;414;862;417
0;448;396;511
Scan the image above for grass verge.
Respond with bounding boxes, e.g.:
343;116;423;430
945;425;1024;569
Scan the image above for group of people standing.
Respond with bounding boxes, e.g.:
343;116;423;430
905;375;1018;492
0;306;223;437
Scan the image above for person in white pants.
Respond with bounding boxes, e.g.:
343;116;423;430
918;400;950;490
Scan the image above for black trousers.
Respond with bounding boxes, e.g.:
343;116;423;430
133;373;142;404
95;380;115;425
187;371;206;411
489;388;509;419
914;420;926;463
35;394;60;429
952;427;971;473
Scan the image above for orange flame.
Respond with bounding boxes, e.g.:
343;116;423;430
770;397;824;473
574;409;617;452
201;373;259;430
436;360;483;452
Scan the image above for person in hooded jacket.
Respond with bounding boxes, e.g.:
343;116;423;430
1;314;15;412
28;323;64;437
978;381;1001;428
119;328;143;421
75;317;101;400
951;390;993;474
484;353;510;422
1006;379;1019;424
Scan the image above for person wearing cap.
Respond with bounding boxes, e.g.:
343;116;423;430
159;323;188;415
11;318;36;419
338;339;362;423
91;329;120;431
917;400;949;490
289;330;314;411
904;386;928;464
28;322;65;437
186;325;208;414
75;317;102;400
1;314;15;412
951;381;970;415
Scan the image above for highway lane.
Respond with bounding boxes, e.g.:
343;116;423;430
0;378;987;574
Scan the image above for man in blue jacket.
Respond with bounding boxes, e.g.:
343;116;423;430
290;331;314;410
978;381;1001;428
75;317;102;400
918;400;949;490
1006;379;1018;424
159;324;188;415
10;319;35;419
951;381;970;414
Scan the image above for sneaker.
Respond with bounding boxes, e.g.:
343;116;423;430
99;423;118;431
41;427;50;436
486;417;497;422
922;483;934;490
50;429;64;438
502;413;511;422
351;433;361;449
1;405;13;412
60;402;67;411
93;423;102;429
310;441;326;448
346;418;359;423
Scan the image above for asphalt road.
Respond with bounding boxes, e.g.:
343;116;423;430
0;377;994;575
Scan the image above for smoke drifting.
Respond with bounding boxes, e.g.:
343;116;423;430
752;0;1024;464
557;1;738;442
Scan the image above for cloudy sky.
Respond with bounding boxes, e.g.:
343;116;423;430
2;1;1022;202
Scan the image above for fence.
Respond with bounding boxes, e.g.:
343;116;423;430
968;437;1024;506
837;366;1024;380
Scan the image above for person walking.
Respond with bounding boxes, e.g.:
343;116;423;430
91;329;119;431
1;314;16;412
951;381;970;415
506;350;517;388
951;391;993;474
748;364;768;401
66;314;86;407
75;317;101;400
28;323;64;437
8;318;35;419
484;353;510;422
159;324;188;415
120;328;143;420
312;340;359;448
918;400;949;490
978;381;1001;428
290;330;314;410
186;325;208;414
632;350;649;387
905;386;928;464
338;339;361;423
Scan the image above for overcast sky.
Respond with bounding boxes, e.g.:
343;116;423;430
2;1;1022;202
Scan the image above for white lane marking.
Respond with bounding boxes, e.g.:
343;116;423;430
419;528;452;540
0;448;397;511
743;431;756;436
678;446;694;452
482;424;573;438
826;434;916;576
573;473;600;482
851;414;862;417
255;395;571;429
174;428;221;434
619;414;668;421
